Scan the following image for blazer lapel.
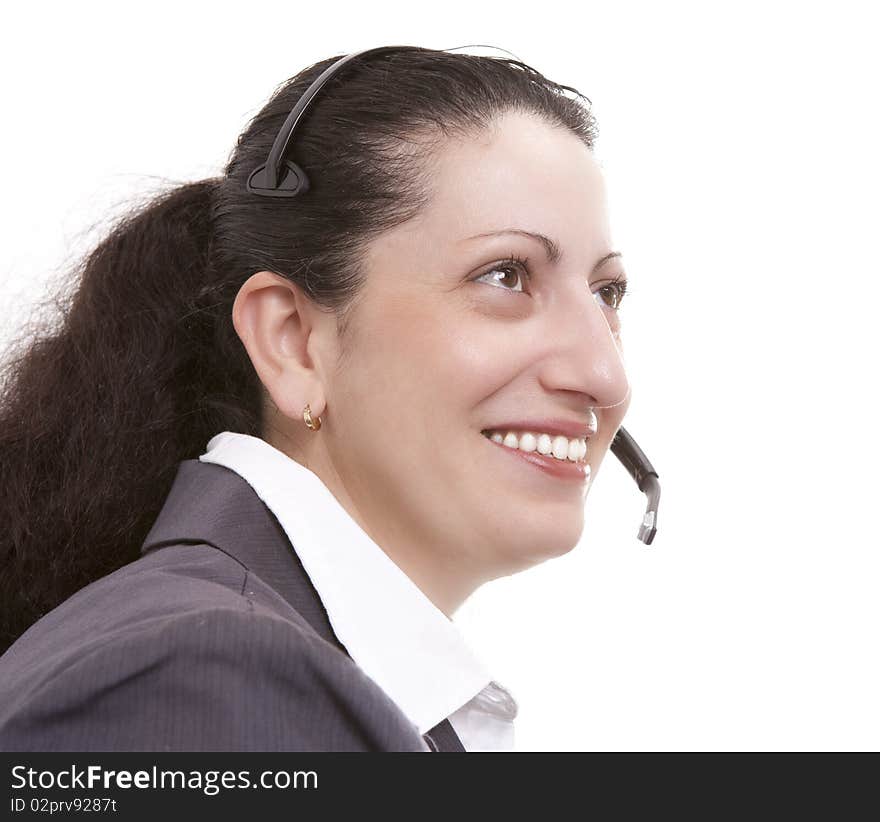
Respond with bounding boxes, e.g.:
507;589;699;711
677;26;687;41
142;458;466;752
141;458;347;654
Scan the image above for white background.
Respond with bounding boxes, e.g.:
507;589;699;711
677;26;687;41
1;1;877;751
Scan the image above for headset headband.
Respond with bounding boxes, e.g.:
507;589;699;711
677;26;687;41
246;45;421;198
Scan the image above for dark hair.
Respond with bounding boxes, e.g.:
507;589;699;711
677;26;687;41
0;46;598;654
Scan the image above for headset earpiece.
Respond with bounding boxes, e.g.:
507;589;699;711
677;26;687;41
246;160;310;198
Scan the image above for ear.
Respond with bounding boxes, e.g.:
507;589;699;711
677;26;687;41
232;271;334;422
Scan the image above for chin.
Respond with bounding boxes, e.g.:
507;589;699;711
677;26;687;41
493;518;585;576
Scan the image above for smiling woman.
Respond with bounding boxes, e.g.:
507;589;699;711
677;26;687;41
0;45;634;752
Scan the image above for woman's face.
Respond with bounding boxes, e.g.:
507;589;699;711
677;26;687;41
305;110;631;611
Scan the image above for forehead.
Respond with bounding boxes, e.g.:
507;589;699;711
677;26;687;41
362;111;613;279
422;110;609;239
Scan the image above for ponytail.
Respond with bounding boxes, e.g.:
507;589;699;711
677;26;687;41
0;179;263;654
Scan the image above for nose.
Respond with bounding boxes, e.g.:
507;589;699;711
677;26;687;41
538;285;631;414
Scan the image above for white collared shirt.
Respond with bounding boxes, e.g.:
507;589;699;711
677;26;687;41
199;432;518;752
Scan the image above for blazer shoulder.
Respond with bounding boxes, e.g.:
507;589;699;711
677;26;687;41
0;542;253;680
0;604;426;752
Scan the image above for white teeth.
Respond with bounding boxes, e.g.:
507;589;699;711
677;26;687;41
519;432;537;452
484;429;588;463
551;435;568;460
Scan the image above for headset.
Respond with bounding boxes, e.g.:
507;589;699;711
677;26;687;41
246;45;661;545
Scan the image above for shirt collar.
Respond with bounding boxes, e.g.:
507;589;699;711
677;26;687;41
198;431;499;735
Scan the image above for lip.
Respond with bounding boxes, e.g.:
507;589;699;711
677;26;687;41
480;417;598;439
483;434;591;482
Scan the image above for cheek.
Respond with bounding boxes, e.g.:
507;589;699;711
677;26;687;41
403;312;522;430
338;295;526;439
357;300;488;396
329;308;451;447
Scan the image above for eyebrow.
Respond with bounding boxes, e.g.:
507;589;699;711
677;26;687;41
462;229;622;270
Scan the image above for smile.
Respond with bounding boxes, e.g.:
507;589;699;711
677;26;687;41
481;430;591;482
482;429;588;462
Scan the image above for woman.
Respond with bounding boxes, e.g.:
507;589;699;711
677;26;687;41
0;45;631;751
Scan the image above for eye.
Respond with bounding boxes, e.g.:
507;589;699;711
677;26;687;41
472;254;531;293
594;275;629;311
472;258;630;310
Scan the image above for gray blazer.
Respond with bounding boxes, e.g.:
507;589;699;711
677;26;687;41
0;459;465;752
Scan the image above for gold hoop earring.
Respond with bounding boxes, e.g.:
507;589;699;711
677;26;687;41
303;404;322;431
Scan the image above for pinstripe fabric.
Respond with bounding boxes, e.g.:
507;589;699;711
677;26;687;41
0;459;445;751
